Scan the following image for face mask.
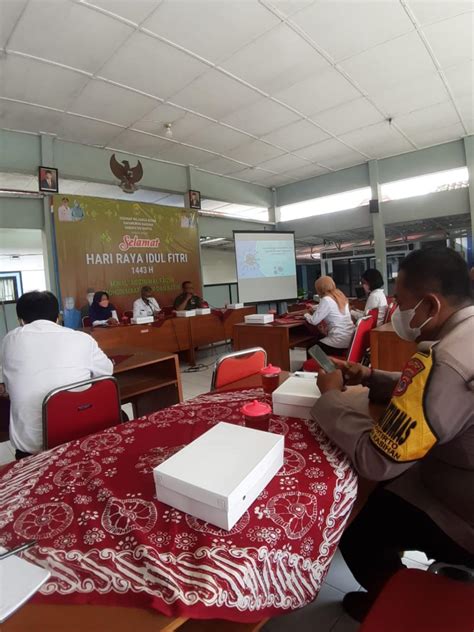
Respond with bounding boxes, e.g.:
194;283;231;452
99;300;109;308
391;299;433;342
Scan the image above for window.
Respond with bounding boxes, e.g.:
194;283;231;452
381;167;469;202
279;187;371;222
0;273;21;303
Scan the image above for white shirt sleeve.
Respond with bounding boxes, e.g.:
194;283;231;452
364;292;379;312
111;310;118;321
132;299;141;320
305;298;331;326
92;319;108;326
90;340;114;377
151;298;160;312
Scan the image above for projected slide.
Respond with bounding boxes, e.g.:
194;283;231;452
234;232;297;303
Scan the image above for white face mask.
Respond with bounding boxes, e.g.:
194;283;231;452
391;299;433;342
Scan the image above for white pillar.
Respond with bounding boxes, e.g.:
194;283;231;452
368;159;388;292
463;136;474;257
40;134;59;296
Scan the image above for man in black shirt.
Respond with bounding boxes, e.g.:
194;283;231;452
173;281;203;311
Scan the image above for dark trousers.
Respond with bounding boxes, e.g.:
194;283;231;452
340;488;474;596
315;341;347;357
15;449;32;460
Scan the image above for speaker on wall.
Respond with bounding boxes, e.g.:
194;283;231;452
369;199;380;214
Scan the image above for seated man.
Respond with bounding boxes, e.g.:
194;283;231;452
0;291;113;459
133;285;161;319
173;281;202;311
311;248;474;622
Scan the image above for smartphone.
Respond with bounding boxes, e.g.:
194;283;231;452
308;344;338;373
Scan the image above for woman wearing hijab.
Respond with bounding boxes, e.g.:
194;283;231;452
351;268;387;327
89;291;119;327
304;276;355;356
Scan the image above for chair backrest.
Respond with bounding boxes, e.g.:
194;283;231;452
162;305;175;316
42;376;122;450
211;347;267;390
82;316;92;328
123;310;133;318
384;301;397;324
347;315;375;364
366;308;379;327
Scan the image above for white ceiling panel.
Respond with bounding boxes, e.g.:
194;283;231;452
226;139;284;164
273;67;360;117
222;23;329;94
69;80;158;126
371;71;449;117
171;70;258;120
340;32;436;93
311;98;384;135
83;0;161;25
58;114;124;146
295;137;365;167
143;0;279;63
0;100;62;134
184;123;250;154
221;98;300;136
456;95;474;132
396;101;461;138
444;61;474;102
99;31;208;99
109;129;171;158
251;172;298;187
133;106;206;137
339;122;414;159
257;153;310;172
280;163;330;181
291;1;413;62
0;0;29;48
403;121;466;148
408;1;473;25
423;13;474;69
261;119;329;151
269;0;316;17
199;156;250;175
1;54;90;110
159;143;216;166
229;167;273;182
9;0;133;73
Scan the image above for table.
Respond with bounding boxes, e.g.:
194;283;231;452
85;308;256;366
0;388;357;626
233;321;314;371
111;348;182;418
370;323;417;372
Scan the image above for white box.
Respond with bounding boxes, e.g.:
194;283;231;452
175;310;196;317
131;316;154;325
226;303;244;309
272;375;320;419
195;308;211;315
153;422;284;530
244;314;274;324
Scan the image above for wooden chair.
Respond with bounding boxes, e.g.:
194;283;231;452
42;376;122;449
210;347;267;391
82;316;92;327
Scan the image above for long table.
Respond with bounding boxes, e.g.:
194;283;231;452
84;307;256;365
370;323;417;372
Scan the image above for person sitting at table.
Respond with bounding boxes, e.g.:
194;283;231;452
311;247;474;622
0;291;113;459
133;285;161;319
89;291;119;327
304;276;355;356
351;268;387;326
173;281;202;311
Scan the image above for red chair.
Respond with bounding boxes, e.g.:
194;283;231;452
42;376;122;450
82;316;92;328
303;315;375;371
366;308;378;327
123;310;133;318
360;567;474;632
162;305;175;316
384;301;397;324
211;347;267;390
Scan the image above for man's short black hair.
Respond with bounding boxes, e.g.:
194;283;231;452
16;291;59;323
399;247;471;305
361;268;384;291
182;281;192;289
141;285;152;293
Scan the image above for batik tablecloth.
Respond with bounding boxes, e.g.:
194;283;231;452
0;388;357;623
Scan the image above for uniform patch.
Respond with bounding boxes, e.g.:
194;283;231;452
370;350;437;462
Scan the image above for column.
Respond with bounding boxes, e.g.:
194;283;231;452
463;136;474;266
40;134;60;296
269;187;279;224
368;159;388;292
187;166;205;293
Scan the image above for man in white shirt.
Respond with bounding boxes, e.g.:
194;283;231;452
0;291;113;459
133;285;161;319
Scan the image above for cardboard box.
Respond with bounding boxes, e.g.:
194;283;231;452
272;375;320;419
244;314;274;324
195;308;211;315
153;422;284;530
175;310;196;317
131;316;154;325
226;303;244;309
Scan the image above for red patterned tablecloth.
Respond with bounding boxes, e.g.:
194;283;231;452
0;388;357;623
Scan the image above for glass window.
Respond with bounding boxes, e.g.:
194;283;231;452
381;167;468;202
280;187;371;222
0;274;20;303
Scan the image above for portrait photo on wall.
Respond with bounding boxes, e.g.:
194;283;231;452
38;166;58;193
188;189;201;210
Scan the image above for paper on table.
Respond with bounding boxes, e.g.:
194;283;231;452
0;547;50;623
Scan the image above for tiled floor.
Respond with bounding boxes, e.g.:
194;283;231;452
0;344;432;631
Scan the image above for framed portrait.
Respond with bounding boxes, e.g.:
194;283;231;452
187;189;201;210
38;166;58;193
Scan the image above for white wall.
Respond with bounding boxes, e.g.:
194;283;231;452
201;247;236;285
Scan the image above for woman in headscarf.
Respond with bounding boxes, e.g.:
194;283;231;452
304;276;355;356
89;291;119;327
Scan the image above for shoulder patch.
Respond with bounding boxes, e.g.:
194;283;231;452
370;349;438;462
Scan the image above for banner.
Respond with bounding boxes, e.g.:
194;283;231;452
52;194;201;313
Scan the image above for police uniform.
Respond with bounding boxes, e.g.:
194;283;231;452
173;293;202;310
311;305;474;590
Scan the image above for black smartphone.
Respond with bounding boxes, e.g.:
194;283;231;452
308;344;338;373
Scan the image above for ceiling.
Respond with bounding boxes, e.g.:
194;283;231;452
0;0;472;189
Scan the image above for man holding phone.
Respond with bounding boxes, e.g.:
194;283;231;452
310;248;474;622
